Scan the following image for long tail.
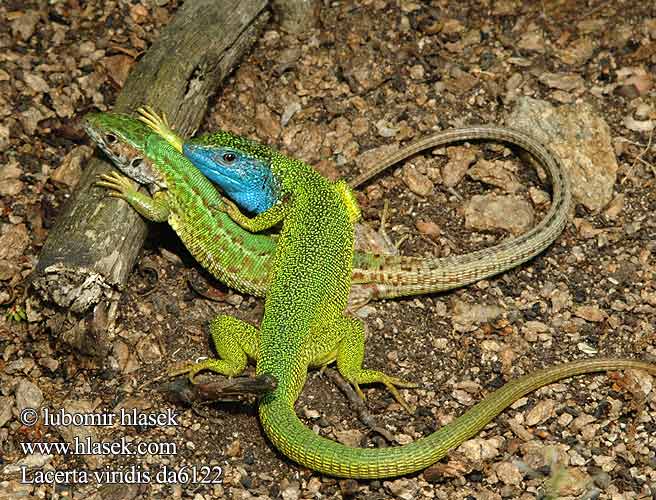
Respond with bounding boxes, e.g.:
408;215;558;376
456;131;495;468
259;359;655;478
349;126;570;298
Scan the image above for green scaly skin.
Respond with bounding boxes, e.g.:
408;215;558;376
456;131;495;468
85;111;570;306
85;111;378;304
88;116;277;297
141;109;656;478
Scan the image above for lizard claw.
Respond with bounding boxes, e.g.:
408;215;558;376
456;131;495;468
95;171;135;199
219;195;242;217
168;359;210;385
137;106;184;153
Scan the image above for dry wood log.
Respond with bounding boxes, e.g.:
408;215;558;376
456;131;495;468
271;0;319;33
30;0;269;356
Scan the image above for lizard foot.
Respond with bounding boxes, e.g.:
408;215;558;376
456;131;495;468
169;357;251;386
94;171;135;200
137;105;184;152
168;358;223;384
349;370;418;414
218;194;243;218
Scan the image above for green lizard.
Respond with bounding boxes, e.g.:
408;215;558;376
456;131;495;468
86;110;571;305
140;109;656;478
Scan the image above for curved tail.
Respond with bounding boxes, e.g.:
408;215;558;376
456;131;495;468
259;359;655;478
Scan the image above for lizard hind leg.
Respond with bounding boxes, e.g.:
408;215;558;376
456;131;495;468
169;314;260;383
334;316;418;413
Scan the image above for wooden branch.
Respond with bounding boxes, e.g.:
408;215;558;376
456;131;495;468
30;0;269;355
271;0;319;33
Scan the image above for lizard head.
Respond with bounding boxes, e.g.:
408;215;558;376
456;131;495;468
83;112;167;191
184;131;281;214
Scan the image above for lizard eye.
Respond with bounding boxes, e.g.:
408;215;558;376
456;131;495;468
130;157;143;167
222;152;236;164
105;133;117;144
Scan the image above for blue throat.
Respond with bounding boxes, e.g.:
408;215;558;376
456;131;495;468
183;143;278;214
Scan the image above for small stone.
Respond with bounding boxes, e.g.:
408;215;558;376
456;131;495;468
129;3;149;23
442;146;477;187
570;414;596;432
522;321;549;342
525;400;555;426
508;97;618;211
38;357;60;372
402;165;433;196
625;368;653;397
550;288;572;313
385;478;418;500
0;178;23;197
394;433;413;445
23;73;50;93
528;187;550;205
2;454;53;475
452;389;474;405
468;159;521;192
51;146;92;187
0;396;14;427
255;103;281;140
0;224;30;260
423;460;469;482
0;260;20;281
574;219;602;239
302;407;320;419
375;119;400;138
480;339;502;352
409;64;424;80
281;102;301;127
338;479;359;496
558;412;573;427
334;429;364;447
538;72;585;92
603;193;624;220
457;437;502;462
415;220;440;239
11;11;41;40
281;482;300;500
103;55;134;88
136;337;162;363
574;305;607;322
5;359;36;374
494;461;523;485
452;299;503;330
306;476;322;494
112;340;140;374
226;439;242;458
464;194;534;235
517;26;546;53
14;379;43;412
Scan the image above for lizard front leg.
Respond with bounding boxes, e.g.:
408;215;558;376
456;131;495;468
95;171;170;222
170;314;260;383
222;201;288;233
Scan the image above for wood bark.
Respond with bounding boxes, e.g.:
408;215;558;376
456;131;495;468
272;0;319;33
30;0;269;355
